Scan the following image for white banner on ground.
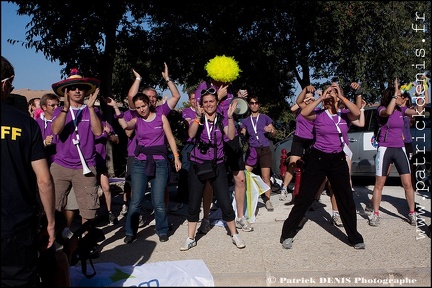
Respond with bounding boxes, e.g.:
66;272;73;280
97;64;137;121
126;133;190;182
70;259;214;287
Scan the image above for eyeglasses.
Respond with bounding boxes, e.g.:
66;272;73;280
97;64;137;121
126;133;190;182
200;88;217;96
48;104;60;108
249;101;259;105
67;85;87;91
1;75;15;91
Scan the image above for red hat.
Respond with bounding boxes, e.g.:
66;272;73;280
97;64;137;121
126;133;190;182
51;68;100;96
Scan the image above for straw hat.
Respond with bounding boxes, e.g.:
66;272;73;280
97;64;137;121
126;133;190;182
52;68;100;96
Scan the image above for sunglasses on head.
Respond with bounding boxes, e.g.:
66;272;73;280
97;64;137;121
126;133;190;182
200;88;217;96
1;75;15;91
66;85;87;91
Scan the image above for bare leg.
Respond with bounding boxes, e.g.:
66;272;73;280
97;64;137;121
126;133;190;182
100;172;111;212
233;170;246;218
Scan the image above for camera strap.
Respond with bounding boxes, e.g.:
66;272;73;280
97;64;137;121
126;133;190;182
81;257;96;279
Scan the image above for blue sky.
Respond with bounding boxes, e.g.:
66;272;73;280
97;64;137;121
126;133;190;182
1;2;189;106
1;2;63;91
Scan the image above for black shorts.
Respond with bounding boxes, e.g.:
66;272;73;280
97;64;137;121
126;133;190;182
290;135;314;157
224;135;245;172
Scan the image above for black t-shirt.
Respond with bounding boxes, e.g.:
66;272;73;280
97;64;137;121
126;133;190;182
1;103;46;238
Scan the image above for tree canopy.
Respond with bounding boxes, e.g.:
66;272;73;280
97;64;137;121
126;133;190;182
8;1;431;129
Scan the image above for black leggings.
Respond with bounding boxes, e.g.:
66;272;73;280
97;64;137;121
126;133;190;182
187;162;235;223
280;148;364;246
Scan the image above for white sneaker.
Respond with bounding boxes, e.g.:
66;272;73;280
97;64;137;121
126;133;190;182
231;233;246;249
180;237;196;251
279;188;288;201
121;204;128;216
236;216;254;232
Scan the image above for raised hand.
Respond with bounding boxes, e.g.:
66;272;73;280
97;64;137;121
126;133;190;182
87;87;100;108
132;69;141;79
162;62;169;81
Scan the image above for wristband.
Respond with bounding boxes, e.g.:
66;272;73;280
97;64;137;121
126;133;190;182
228;116;233;119
193;118;201;125
61;109;68;114
360;108;365;111
114;112;124;119
174;153;180;158
165;78;171;83
342;98;348;103
136;77;142;81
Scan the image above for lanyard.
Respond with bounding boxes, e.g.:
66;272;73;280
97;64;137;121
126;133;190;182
204;115;217;142
325;109;344;147
250;114;260;141
40;113;52;129
70;106;84;139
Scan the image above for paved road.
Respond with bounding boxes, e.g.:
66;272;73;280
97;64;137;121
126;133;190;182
73;178;431;287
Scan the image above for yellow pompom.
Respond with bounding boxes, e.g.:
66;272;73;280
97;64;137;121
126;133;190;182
205;55;242;83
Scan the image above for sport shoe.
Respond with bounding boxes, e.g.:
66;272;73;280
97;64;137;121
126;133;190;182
282;238;293;249
138;215;145;228
365;202;373;213
331;214;343;227
236;216;254;232
121;204;128;216
180;237;196;251
369;213;380;226
407;213;417;226
197;218;211;234
124;235;136;244
108;211;118;225
231;233;246;249
170;202;184;212
353;242;365;249
159;234;169;242
279;188;288;201
265;200;274;211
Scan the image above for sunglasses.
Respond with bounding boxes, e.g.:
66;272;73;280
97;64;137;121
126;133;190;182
249;101;259;105
1;75;15;91
200;88;217;96
48;104;60;108
66;85;87;91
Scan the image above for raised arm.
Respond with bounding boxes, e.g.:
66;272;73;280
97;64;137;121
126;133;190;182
127;69;142;109
162;62;181;109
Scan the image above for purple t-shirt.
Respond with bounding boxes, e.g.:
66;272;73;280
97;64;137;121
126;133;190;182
182;107;196;142
377;105;407;148
36;113;58;165
135;112;166;161
312;109;351;153
241;113;273;147
95;121;116;166
189;116;227;164
294;111;315;140
52;106;101;169
124;102;172;157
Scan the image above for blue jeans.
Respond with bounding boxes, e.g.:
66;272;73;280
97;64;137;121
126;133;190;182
126;158;169;237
